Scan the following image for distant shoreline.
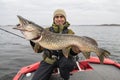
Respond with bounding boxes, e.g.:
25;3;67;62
0;24;120;27
73;24;120;26
80;24;120;26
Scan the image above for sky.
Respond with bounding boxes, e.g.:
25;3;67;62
0;0;120;25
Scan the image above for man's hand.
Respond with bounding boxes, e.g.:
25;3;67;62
71;46;81;53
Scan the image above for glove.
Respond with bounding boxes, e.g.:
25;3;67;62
71;46;81;53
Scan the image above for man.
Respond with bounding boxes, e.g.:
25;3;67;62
31;9;80;80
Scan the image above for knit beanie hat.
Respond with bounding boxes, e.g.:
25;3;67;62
53;9;66;19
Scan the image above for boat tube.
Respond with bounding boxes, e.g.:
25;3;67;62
13;57;120;80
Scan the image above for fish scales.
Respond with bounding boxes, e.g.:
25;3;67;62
13;15;111;63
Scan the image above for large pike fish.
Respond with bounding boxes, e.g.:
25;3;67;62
13;15;110;63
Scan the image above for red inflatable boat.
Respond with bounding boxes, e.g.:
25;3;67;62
13;57;120;80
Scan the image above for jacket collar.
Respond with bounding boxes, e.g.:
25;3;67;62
52;21;70;33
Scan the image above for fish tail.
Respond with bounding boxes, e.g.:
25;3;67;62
98;48;111;63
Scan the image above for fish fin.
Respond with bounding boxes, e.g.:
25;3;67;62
98;48;111;63
82;52;91;59
98;55;104;64
62;47;71;58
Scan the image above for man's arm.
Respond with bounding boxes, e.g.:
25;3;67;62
30;41;44;53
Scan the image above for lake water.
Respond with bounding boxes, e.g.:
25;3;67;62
0;25;120;80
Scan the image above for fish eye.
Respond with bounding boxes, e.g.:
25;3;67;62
29;21;32;24
16;24;20;26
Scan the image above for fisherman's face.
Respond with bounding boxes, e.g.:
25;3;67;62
54;14;66;26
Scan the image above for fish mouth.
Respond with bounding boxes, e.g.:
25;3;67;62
13;15;31;31
13;24;27;31
13;24;33;32
17;15;30;25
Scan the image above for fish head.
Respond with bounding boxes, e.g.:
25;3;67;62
13;15;44;40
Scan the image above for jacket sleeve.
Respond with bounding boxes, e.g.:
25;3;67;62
68;29;75;34
30;41;44;53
